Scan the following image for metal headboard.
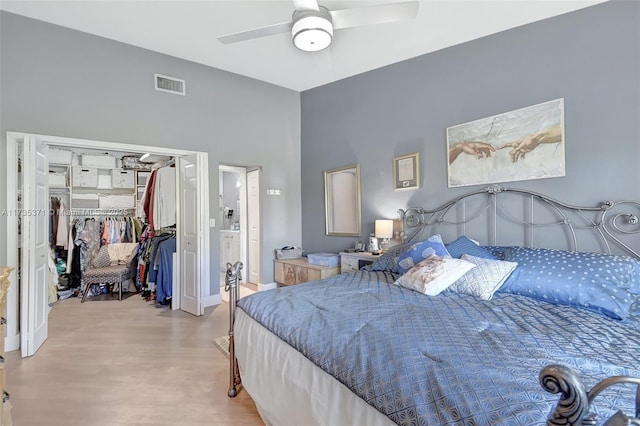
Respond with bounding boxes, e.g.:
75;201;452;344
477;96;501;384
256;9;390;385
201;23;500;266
398;185;640;259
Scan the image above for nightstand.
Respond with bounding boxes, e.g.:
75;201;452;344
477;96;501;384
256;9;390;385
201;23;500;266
274;258;340;286
339;252;381;273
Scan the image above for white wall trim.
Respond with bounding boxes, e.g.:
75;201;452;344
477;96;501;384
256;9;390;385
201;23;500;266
258;282;277;291
203;294;221;308
5;133;21;352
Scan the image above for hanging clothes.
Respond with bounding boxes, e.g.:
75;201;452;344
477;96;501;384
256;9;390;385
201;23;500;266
153;167;176;230
56;200;69;249
142;169;158;234
154;236;176;304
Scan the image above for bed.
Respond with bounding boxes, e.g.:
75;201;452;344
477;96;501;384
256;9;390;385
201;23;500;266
229;186;640;425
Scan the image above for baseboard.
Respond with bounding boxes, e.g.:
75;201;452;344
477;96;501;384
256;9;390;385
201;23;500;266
203;294;221;308
258;282;277;291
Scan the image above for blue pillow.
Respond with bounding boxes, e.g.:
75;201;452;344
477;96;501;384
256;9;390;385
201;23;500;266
498;247;636;320
370;243;411;274
445;236;497;260
397;235;451;275
482;246;506;260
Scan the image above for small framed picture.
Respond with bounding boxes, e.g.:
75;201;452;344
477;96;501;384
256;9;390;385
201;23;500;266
393;152;420;191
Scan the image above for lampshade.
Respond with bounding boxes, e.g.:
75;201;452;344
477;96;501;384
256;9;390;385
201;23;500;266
374;219;393;239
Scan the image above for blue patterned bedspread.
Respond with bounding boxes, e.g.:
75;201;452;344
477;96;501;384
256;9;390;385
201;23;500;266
237;270;640;425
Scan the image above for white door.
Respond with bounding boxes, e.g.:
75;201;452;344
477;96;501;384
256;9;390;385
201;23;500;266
247;170;261;285
21;136;49;357
179;154;202;316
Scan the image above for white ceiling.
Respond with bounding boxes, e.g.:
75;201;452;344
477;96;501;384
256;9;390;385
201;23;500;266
0;0;607;92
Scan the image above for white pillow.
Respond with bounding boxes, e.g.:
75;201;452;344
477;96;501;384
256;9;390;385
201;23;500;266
448;254;518;300
394;255;475;296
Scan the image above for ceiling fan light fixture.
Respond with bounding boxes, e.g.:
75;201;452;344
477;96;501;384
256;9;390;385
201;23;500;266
292;15;333;52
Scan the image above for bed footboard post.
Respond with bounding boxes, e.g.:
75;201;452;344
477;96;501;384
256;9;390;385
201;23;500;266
225;261;243;398
541;364;640;425
540;364;591;425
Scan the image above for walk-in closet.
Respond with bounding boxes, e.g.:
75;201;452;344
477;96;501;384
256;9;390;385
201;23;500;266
6;132;212;358
48;146;178;306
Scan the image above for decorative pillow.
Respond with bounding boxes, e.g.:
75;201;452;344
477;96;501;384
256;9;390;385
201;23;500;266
395;255;476;296
108;243;139;265
498;246;637;320
447;254;518;300
91;245;112;269
370;243;412;274
126;245;139;266
397;235;451;275
445;236;497;260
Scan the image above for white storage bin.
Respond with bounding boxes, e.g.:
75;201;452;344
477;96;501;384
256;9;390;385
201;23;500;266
72;193;99;209
275;247;304;260
71;166;98;188
48;171;67;187
96;170;112;189
81;154;116;169
111;169;135;189
307;253;339;267
136;171;151;187
99;194;135;209
48;148;73;165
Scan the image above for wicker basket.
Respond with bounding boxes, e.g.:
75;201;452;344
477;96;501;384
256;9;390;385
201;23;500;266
275;247;304;260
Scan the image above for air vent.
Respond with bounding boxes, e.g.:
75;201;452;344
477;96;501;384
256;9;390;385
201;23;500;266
154;73;186;96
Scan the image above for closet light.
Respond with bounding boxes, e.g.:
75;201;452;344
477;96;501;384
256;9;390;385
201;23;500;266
140;153;151;162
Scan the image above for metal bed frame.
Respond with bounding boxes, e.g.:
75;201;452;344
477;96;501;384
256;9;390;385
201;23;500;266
227;185;640;425
225;261;243;398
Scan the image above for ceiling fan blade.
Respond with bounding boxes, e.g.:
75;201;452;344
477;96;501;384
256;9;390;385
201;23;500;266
293;0;319;11
217;21;292;45
330;1;419;30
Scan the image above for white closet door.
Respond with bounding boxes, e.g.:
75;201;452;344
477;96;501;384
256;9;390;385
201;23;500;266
21;136;49;357
178;154;202;316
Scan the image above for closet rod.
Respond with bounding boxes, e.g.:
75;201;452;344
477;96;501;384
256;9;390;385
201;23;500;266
70;208;135;217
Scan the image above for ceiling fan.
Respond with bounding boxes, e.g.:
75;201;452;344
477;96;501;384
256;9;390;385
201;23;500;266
217;0;419;52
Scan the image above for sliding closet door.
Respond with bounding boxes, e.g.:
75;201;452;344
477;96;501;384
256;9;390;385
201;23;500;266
178;154;202;316
21;136;49;357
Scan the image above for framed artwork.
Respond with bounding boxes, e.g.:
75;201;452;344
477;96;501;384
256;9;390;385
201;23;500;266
393;152;420;191
446;98;565;188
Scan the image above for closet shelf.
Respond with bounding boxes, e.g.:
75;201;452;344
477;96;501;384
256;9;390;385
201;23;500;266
70;208;135;216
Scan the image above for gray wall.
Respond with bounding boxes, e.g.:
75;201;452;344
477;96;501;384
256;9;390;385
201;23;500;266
301;0;640;254
0;11;302;292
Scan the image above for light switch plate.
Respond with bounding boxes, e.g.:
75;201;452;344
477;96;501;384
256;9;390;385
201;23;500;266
209;218;216;228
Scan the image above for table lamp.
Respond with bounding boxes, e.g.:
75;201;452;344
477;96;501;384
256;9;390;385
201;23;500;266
374;219;394;253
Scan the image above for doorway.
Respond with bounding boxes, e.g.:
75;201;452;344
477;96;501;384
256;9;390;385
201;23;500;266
218;165;261;301
6;132;212;357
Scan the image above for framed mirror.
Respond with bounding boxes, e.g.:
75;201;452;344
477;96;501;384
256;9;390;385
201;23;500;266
324;164;362;236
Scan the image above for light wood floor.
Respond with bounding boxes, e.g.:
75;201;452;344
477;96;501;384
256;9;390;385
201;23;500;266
5;293;265;426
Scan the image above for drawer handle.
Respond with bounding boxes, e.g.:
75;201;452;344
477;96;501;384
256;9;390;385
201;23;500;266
3;391;9;403
0;317;6;325
0;356;3;363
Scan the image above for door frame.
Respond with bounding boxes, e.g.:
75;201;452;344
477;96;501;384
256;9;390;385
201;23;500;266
5;131;213;353
219;165;248;283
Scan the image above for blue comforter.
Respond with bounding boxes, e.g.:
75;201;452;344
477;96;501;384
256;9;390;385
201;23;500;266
237;270;640;425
